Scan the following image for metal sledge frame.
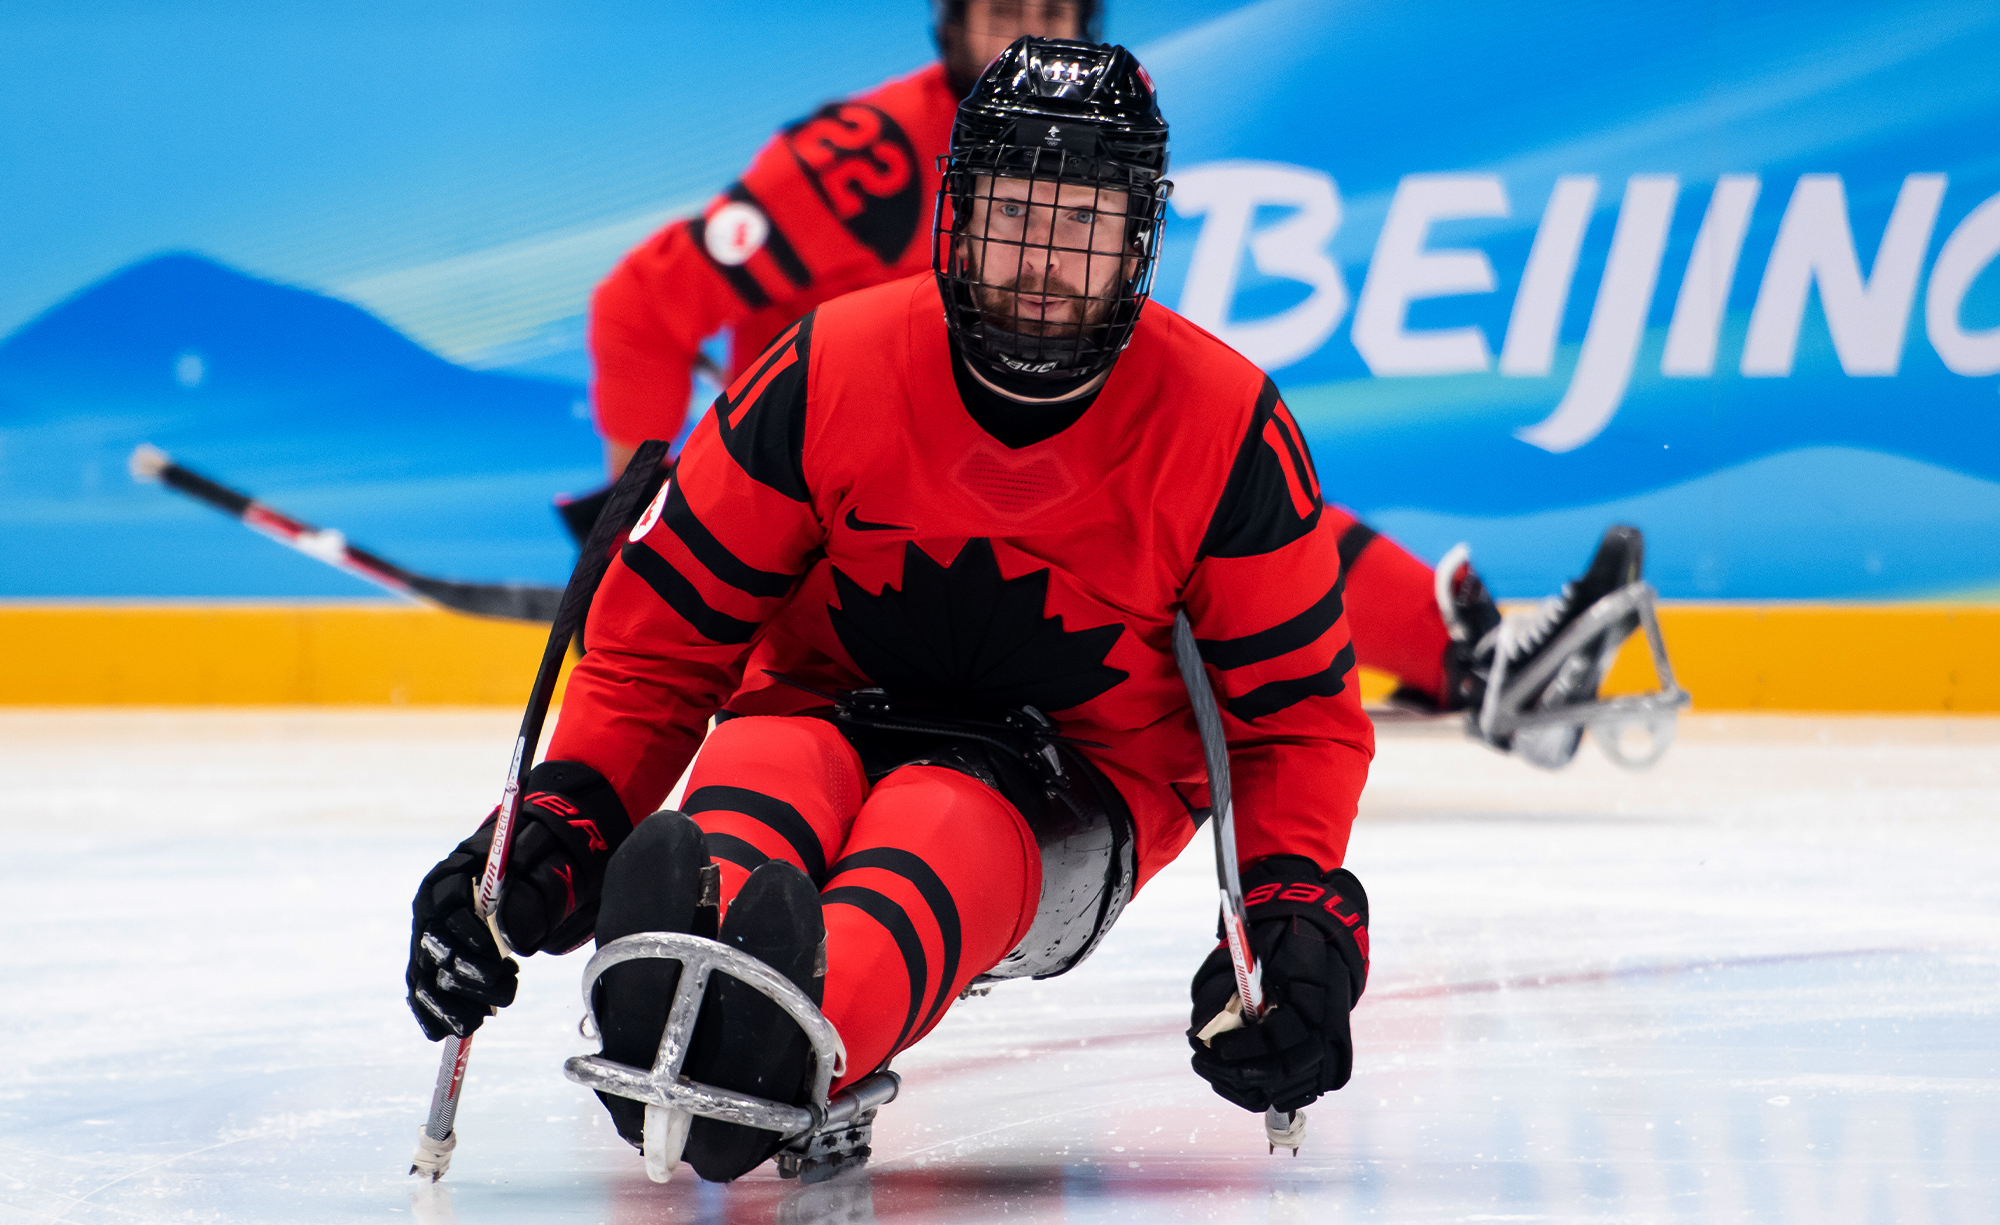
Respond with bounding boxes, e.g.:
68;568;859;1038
1477;579;1691;769
563;932;900;1184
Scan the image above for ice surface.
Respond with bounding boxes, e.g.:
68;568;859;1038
3;710;1997;1223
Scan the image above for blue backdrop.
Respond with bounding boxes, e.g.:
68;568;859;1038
5;0;1997;600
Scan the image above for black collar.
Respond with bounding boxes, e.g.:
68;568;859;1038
949;337;1100;449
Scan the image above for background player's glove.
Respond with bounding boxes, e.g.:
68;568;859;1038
1188;855;1369;1113
405;760;632;1041
554;482;617;548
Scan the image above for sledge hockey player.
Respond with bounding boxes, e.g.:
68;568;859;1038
581;0;1089;487
407;39;1663;1186
571;1;1667;765
416;37;1368;1181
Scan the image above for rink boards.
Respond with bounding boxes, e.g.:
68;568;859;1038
0;601;1994;711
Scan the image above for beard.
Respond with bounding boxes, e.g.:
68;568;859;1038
972;267;1118;339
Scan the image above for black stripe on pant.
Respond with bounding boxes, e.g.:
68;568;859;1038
819;884;928;1055
682;785;828;882
829;848;963;1039
702;831;771;874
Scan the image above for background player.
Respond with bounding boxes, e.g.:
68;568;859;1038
573;1;1659;764
583;0;1089;486
413;38;1370;1183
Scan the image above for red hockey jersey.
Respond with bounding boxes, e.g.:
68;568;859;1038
591;62;957;451
550;274;1375;888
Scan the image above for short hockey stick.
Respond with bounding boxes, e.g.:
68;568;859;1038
1170;610;1306;1153
129;444;564;623
1169;612;1263;1016
409;437;672;1181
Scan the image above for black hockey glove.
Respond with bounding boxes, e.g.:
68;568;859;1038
1188;855;1370;1114
405;760;632;1041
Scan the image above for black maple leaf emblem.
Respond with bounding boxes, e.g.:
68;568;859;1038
828;538;1128;714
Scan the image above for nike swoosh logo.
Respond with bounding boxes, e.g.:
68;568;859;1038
845;508;912;532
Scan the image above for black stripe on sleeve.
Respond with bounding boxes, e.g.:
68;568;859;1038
1196;578;1346;671
1337;522;1379;572
1271;405;1320;504
662;480;799;599
690;199;774;310
618;542;760;645
1274;404;1321;499
713;314;812;502
715;319;799;423
683;786;828;881
1226;641;1357;722
702;832;771;874
829;848;962;1036
1198;377;1322;560
728;183;811;290
820;885;928;1054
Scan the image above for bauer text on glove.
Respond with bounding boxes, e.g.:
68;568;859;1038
1188;855;1369;1114
404;760;631;1041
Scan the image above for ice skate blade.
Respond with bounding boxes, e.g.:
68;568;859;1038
564;932;901;1178
776;1102;889;1183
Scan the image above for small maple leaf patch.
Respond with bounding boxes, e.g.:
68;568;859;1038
828;538;1128;714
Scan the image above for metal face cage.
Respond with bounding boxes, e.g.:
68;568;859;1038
934;143;1170;389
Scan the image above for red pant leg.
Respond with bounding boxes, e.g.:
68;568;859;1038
1325;505;1452;703
678;715;866;908
819;765;1041;1088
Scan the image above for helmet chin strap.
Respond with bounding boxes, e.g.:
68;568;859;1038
944;327;1099;400
963;320;1109;398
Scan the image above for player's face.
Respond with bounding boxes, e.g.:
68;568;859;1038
951;0;1085;87
962;174;1134;338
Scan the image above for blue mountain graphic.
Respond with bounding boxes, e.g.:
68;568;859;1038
0;254;602;597
1372;446;2000;600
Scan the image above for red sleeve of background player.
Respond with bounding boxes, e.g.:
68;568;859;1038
589;220;742;454
1319;507;1452;701
591;68;942;453
1182;379;1376;875
551;317;825;819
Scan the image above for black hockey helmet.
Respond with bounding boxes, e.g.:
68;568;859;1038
934;36;1171;394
